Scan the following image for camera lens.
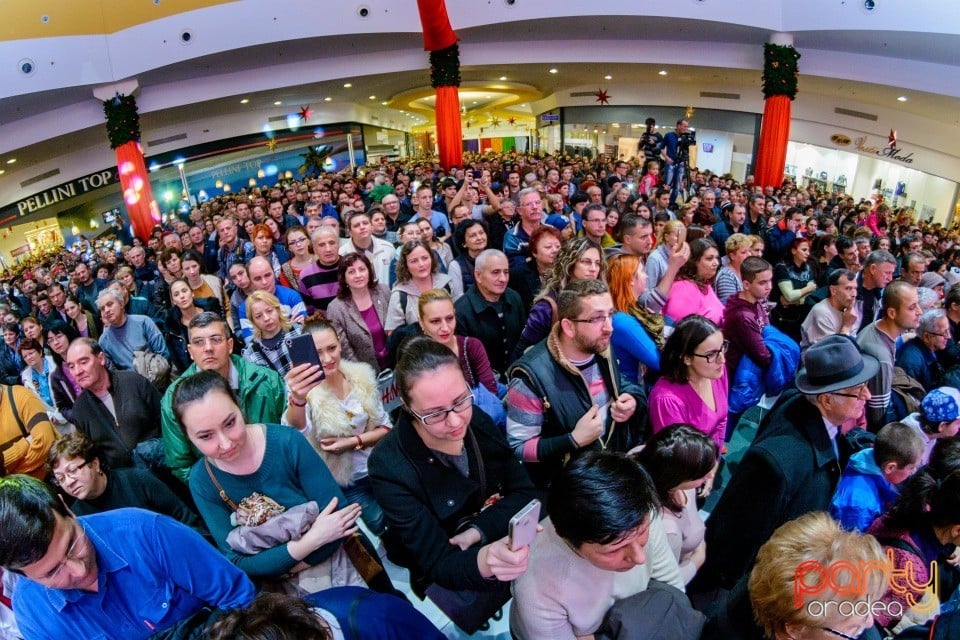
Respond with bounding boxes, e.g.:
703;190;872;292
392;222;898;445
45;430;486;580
863;0;875;9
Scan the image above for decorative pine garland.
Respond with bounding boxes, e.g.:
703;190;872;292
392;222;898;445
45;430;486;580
430;44;461;88
103;94;141;149
762;44;801;100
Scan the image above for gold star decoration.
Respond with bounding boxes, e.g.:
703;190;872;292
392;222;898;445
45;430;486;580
594;89;611;105
490;116;501;127
267;138;277;151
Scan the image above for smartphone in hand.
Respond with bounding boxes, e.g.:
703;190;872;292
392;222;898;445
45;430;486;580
286;333;325;380
508;499;541;551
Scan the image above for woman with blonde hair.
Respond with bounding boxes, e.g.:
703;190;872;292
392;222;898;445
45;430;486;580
384;240;462;333
646;219;686;290
241;289;303;376
607;253;661;384
715;233;753;305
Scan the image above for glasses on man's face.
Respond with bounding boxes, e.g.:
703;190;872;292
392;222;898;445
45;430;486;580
407;390;474;426
52;460;89;486
190;335;228;348
42;526;89;583
927;331;951;339
692;340;729;363
832;385;868;400
572;312;615;327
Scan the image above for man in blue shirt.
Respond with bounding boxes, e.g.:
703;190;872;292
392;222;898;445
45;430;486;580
0;475;255;639
659;119;691;208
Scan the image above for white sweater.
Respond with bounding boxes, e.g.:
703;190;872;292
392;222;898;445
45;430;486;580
510;515;684;640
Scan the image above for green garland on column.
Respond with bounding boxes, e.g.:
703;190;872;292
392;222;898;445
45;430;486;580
762;44;801;100
103;94;141;149
429;43;460;88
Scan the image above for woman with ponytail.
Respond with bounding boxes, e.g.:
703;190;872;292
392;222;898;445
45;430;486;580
866;469;960;632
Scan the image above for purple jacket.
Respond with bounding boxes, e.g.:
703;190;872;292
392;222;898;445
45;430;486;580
722;295;771;377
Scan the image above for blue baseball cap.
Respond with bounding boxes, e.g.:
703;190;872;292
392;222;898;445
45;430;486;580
922;387;960;423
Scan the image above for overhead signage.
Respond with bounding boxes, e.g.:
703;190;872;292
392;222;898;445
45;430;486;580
14;169;118;217
854;136;914;165
540;114;560;122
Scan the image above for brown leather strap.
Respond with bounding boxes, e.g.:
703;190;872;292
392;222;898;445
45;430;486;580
204;458;240;511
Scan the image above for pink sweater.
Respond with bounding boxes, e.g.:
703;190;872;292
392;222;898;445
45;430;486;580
648;369;729;450
662;280;725;327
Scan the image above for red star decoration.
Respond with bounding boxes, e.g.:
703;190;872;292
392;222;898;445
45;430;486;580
888;128;898;148
299;105;312;122
508;117;516;125
594;88;611;105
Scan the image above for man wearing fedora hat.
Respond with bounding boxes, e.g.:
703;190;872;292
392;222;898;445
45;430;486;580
689;335;879;595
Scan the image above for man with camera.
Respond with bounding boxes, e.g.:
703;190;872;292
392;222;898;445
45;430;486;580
661;119;695;208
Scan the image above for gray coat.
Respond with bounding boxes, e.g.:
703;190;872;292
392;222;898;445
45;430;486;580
325;284;391;372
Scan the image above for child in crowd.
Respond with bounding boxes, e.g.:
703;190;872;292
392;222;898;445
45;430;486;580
902;387;960;465
829;422;924;532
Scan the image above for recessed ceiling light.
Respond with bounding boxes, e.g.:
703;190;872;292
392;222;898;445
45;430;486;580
472;101;477;104
273;101;282;105
240;98;249;104
381;101;388;105
612;123;619;127
485;95;491;99
549;68;558;74
897;96;908;102
499;76;507;81
604;75;612;80
369;95;376;100
343;83;352;88
658;70;668;76
6;159;16;164
0;170;5;175
324;96;332;102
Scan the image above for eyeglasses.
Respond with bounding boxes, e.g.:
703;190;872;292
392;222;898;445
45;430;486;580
692;340;729;363
190;335;228;348
831;385;868;400
288;237;308;246
820;625;863;640
406;390;474;426
572;313;615;326
43;526;89;583
578;258;603;268
926;331;951;339
52;460;89;486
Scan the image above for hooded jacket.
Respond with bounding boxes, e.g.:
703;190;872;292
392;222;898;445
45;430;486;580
829;448;899;533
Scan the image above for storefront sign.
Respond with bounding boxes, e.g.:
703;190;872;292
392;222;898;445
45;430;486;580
853;136;914;165
15;169;118;216
10;244;30;257
540;114;559;122
830;134;851;146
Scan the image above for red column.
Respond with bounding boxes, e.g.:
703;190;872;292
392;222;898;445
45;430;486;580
755;43;801;190
416;0;463;170
103;94;159;241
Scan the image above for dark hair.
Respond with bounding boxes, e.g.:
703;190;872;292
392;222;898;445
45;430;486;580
336;252;378;298
204;592;332;640
172;370;241;435
45;320;81;364
884;468;960;531
283;225;311;251
454;219;489;253
620;214;652;237
18;338;42;356
549;451;659;547
873;422;924;469
835;235;855;254
180;248;205;269
47;431;101;475
394;336;460;407
929;438;960;481
740;257;772;283
946;284;960;311
0;474;70;569
659;315;722;383
2;322;18;335
632;424;718;513
828;268;857;287
569;192;589;207
395;240;438;283
158;247;182;268
188;311;230;337
678;237;718;288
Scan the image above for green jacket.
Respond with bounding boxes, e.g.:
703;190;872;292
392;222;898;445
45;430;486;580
161;355;287;483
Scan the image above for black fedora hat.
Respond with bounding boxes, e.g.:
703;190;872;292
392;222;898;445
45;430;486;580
795;335;879;395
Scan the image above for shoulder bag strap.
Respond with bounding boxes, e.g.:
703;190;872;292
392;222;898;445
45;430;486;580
204;458;241;511
465;426;487;500
461;337;477;387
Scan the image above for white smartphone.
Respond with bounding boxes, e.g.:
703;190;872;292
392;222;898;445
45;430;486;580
508;499;541;551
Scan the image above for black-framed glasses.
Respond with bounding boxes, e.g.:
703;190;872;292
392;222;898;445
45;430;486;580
832;385;868;400
572;313;615;326
692;340;729;363
53;460;89;486
406;390;474;426
821;626;861;640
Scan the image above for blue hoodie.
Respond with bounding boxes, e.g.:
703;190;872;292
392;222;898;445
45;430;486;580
830;448;899;532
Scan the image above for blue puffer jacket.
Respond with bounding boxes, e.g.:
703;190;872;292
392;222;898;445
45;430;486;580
728;325;800;413
830;448;899;532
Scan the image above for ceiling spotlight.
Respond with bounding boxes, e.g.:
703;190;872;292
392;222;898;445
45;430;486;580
369;95;376;100
658;70;668;76
0;170;5;175
324;97;332;102
604;75;612;80
343;82;352;88
548;68;558;74
897;96;908;102
274;100;282;105
6;159;16;164
499;76;507;81
381;101;388;105
240;98;249;104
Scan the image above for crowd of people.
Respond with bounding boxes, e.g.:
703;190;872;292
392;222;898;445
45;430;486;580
3;134;960;639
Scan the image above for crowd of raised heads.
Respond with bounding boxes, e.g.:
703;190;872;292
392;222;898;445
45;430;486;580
3;140;960;640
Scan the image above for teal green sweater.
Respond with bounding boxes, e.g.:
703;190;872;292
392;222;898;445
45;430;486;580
189;424;347;579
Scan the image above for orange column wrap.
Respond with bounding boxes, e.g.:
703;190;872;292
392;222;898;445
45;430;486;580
435;86;463;170
753;94;792;190
115;141;161;241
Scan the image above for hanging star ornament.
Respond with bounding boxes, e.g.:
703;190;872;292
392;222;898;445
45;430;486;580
508;117;516;125
490;116;501;127
266;138;277;152
594;88;611;105
298;105;312;122
888;129;898;148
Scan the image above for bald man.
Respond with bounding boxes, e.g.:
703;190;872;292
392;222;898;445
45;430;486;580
237;256;307;340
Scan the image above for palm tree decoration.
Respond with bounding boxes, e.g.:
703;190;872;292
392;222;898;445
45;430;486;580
299;145;333;176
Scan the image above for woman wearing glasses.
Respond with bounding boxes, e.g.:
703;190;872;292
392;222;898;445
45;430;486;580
649;316;729;454
368;336;541;596
47;431;204;533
